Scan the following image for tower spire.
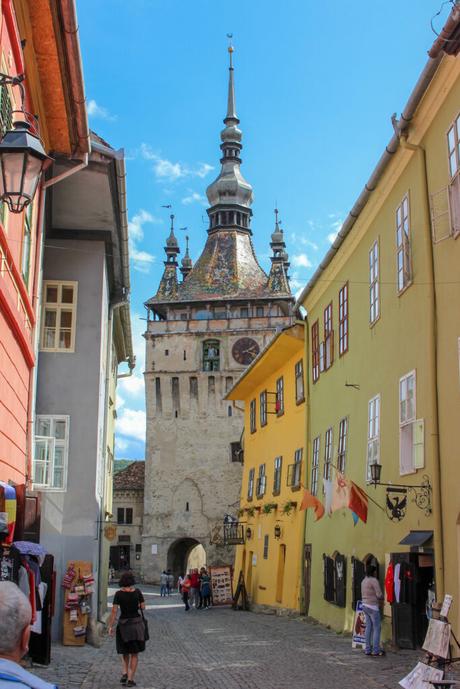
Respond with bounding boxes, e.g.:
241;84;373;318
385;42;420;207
180;234;193;279
225;37;238;123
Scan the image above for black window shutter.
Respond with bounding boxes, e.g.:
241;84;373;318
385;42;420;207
335;553;347;608
323;555;335;602
352;557;365;610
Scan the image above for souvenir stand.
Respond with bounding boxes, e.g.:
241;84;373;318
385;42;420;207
62;560;94;645
399;595;460;689
0;483;55;666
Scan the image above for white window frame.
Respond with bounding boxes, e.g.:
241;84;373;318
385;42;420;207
40;281;78;352
295;360;304;402
337;417;348;473
323;427;333;483
396;195;412;293
257;463;266;498
367;395;380;482
369;240;380;324
260;390;267;426
399;371;417;476
447;114;460;237
273;456;282;494
447;114;460;180
247;468;255;499
33;415;70;490
250;399;256;433
311;436;320;496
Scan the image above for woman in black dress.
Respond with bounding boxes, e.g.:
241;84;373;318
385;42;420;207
108;571;146;687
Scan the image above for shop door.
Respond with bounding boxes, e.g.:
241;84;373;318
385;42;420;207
391;551;435;649
110;546;120;570
276;544;286;603
303;544;312;615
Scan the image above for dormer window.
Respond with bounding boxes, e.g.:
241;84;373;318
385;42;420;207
203;339;220;371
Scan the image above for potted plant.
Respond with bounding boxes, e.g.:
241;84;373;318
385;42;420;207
246;506;256;518
262;502;278;514
282;500;297;515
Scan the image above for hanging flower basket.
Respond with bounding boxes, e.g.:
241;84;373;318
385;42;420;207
262;502;278;514
282;500;297;515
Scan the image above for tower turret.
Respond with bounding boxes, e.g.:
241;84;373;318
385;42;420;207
180;235;193;280
155;214;180;300
267;208;290;294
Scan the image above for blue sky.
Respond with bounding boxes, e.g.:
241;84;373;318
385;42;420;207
76;0;447;459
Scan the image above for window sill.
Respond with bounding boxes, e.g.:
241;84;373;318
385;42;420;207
369;314;380;329
397;281;413;298
32;485;66;492
338;348;348;358
247;496;253;502
260;421;267;427
272;489;281;497
295;397;305;406
290;484;301;493
276;411;285;418
39;348;75;354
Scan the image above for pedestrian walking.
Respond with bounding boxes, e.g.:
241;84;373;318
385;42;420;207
166;569;174;596
361;564;385;657
159;570;168;597
0;581;57;689
189;568;201;609
177;574;184;594
200;568;212;609
181;574;192;611
108;571;147;687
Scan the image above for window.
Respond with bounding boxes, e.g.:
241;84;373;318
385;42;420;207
396;195;412;292
260;390;267;426
21;204;33;288
287;448;302;489
311;437;320;496
323;553;347;607
40;282;78;352
240;307;248;317
247;468;255;500
399;371;422;475
230;441;242;462
263;534;269;559
367;395;380;481
256;306;264;317
203;340;220;371
295;360;304;403
273;456;282;495
338;284;348;355
323;303;334;368
312;320;320;383
337;417;348;473
447;113;460;179
250;399;256;433
0;83;12;136
117;508;133;524
447;115;460;236
256;464;266;498
33;415;69;490
352;555;379;610
323;428;333;483
369;240;380;323
276;376;284;415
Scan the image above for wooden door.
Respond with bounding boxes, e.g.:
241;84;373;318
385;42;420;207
276;544;286;604
303;544;312;615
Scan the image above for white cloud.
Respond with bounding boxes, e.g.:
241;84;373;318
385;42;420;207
119;373;144;396
118;313;146;401
182;191;206;206
140;144;213;183
115;437;129;452
116;393;125;410
116;408;146;442
292;253;312;269
327;232;338;244
128;210;159;273
87;99;116;121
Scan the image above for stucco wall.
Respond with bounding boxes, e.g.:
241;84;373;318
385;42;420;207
36;239;107;639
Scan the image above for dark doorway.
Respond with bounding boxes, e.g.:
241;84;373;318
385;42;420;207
110;545;131;571
303;544;312;615
167;538;204;580
391;551;435;649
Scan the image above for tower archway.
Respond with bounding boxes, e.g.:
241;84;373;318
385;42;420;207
167;538;207;580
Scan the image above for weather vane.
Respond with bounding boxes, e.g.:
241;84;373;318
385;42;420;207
227;33;234;66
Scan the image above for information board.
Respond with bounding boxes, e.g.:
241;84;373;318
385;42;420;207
351;600;367;649
209;565;233;606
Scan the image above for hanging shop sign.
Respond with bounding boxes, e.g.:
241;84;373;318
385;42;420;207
104;525;117;541
209;565;233;606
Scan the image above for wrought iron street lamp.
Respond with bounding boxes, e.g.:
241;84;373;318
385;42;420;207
0;73;49;213
245;527;252;540
369;462;432;521
274;523;282;539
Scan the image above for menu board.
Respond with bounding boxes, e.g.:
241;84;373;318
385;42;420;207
209;565;233;606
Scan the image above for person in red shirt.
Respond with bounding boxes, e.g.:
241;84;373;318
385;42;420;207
181;575;192;611
189;569;201;609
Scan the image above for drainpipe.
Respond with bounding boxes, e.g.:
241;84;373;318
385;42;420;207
399;137;444;597
97;299;128;621
300;312;311;613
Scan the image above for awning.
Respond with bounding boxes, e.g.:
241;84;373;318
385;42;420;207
399;531;433;546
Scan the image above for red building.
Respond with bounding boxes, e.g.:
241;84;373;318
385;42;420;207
0;0;88;492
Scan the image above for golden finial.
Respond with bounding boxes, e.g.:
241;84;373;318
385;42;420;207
227;33;234;67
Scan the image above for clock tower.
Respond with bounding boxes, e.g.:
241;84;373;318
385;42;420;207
142;46;293;583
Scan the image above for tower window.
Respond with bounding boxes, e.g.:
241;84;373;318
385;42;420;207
203;340;220;371
237;212;241;225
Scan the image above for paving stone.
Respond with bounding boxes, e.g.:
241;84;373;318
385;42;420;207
31;586;445;689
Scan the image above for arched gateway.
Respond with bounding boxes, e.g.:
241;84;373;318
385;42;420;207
167;538;206;580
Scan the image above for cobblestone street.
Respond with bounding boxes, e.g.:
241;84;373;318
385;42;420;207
30;586;427;689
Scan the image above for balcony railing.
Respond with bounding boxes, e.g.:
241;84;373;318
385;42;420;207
223;522;245;545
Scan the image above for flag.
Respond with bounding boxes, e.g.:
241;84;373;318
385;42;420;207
348;481;368;523
351;511;359;526
0;482;16;544
331;472;351;513
299;489;325;521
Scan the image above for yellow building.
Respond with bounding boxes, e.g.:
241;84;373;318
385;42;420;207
296;17;460;647
226;323;306;613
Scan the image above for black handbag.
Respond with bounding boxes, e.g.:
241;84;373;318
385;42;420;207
140;608;149;641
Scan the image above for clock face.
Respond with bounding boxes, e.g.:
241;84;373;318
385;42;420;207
232;337;260;366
